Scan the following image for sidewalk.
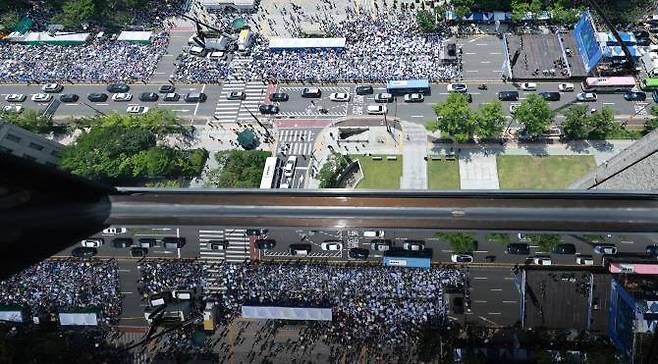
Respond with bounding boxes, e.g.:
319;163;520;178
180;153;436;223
400;121;428;189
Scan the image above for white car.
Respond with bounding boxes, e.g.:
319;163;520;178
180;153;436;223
367;105;387;115
447;83;468;93
5;94;26;102
112;93;133;101
509;102;521;114
80;239;104;248
189;46;206;56
284;156;297;178
558;83;575;92
329;92;351;102
403;93;424;102
533;256;552;266
593;244;618;255
374;92;393;103
576;92;597;102
2;105;23;114
127;105;149;114
451;254;474;263
31;93;52;102
208;51;224;60
42;83;63;93
576;255;594;265
370;240;391;251
521;82;537;91
320;241;343;251
102;227;127;234
403;241;424;251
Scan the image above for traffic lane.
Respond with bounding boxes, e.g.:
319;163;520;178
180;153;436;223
467;267;521;326
459;35;506;81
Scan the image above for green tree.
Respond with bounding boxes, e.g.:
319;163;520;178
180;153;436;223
514;93;555;138
0;10;19;31
451;0;475;18
549;3;579;25
486;232;511;244
207;150;271;188
2;108;54;134
475;101;505;140
122;0;148;7
416;10;436;32
317;153;351;188
510;0;530;23
132;147;179;177
527;234;561;253
436;232;477;253
529;0;542;15
55;0;97;29
588;107;617;139
562;104;590;140
427;93;477;142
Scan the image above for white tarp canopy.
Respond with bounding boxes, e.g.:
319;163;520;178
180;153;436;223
241;305;332;321
268;37;346;50
0;306;24;323
117;31;153;43
7;31;90;45
59;312;99;326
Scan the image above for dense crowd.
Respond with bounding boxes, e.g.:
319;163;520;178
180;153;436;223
0;259;122;323
217;262;464;348
173;54;231;83
0;32;169;83
244;12;459;82
137;259;206;296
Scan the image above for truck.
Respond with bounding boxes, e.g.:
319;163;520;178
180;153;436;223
203;301;218;331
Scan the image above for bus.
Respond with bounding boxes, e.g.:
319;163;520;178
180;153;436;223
259;157;280;189
608;262;658;274
386;79;431;95
640;78;658;90
383;248;432;269
581;76;636;93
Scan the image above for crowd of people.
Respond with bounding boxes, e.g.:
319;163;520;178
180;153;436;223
0;258;122;324
137;259;206;296
173;53;231;83
0;32;169;83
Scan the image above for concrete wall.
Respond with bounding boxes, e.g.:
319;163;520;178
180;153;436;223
0;121;63;167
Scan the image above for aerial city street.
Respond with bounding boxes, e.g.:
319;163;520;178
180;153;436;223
1;0;658;363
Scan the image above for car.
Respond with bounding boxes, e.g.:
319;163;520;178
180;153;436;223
301;87;322;98
106;83;130;93
139;92;159;102
184;92;207;102
290;243;312;255
209;240;229;250
112;93;133;102
558;83;575;92
159;85;175;93
127;106;149;114
72;247;97;258
102;227;127;234
647;245;658;256
2;105;23;114
209;51;224;60
520;82;537;91
162;237;186;249
403;240;425;251
576;255;594;265
451;254;474;263
5;94;26;103
112;238;133;248
517;233;529;241
80;238;104;248
269;92;289;102
367;105;387;115
130;247;148;257
539;91;561;101
349;247;369;260
533;256;552;266
403;93;424;102
447;83;467;93
498;90;519;101
356;85;374;95
374;92;393;103
506;243;530;255
31;93;52;102
259;104;280;114
593;244;618;255
329;92;351;102
227;91;246;100
255;239;276;250
88;93;108;102
163;93;180;102
42;83;63;93
138;238;158;248
509;102;521;114
247;228;268;236
554;243;576;255
320;240;343;251
284;156;298;178
653;90;658;103
59;94;79;103
576;92;597;102
370;239;392;251
363;230;384;238
624;91;647;101
279;178;291;189
189;46;207;56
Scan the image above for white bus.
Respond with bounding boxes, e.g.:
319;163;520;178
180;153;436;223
259;157;280;189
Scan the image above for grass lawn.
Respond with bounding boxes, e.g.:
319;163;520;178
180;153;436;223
427;159;460;189
351;155;402;189
497;155;596;189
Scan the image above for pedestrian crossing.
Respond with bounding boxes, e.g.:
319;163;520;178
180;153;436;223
199;228;250;293
277;129;316;156
263;250;343;258
213;80;266;122
279;86;351;93
277;111;346;118
634;102;650;117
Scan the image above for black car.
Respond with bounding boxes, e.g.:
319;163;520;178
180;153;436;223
59;94;79;102
634;30;650;39
269;92;289;102
184;92;207;102
624;91;647;101
139;92;159;102
159;84;175;93
255;239;276;250
554;243;576;255
87;93;108;102
130;247;148;257
163;93;180;102
355;85;374;95
162;237;186;249
138;238;158;248
349;247;369;260
539;91;561;101
106;83;130;93
636;38;652;46
112;238;133;248
72;247;98;258
259;104;280;114
647;245;658;256
505;243;530;255
498;90;519;101
209;240;229;250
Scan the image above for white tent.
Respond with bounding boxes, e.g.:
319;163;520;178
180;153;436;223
241;305;332;321
117;31;153;44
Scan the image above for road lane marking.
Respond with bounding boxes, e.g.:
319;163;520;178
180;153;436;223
480;61;491;64
478;316;500;326
489;52;502;55
476;43;489;46
474;277;489;280
118;269;131;273
490;288;503;292
465;52;476;55
194;84;205;116
121;291;133;294
487;312;502;315
466;70;479;73
503;300;518;304
603;102;615;105
620;240;634;244
96;103;109;106
504;277;515;280
410;115;424;118
474;300;488;303
473;250;488;253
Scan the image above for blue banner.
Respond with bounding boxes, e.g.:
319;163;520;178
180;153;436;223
573;11;603;74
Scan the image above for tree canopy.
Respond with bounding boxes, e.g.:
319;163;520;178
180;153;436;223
527;233;561;253
562;105;620;140
475;101;506;140
2;109;54;134
514;93;555;138
317;153;351;188
416;10;436;33
427;93;477;142
436;232;478;253
207;150;271;188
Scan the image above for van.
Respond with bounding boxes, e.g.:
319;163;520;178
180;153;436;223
364;230;384;238
498;90;519;101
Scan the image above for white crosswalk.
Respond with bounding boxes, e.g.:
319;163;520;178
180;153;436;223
263;250;343;258
213;55;267;123
199;228;250;293
277;129;316;156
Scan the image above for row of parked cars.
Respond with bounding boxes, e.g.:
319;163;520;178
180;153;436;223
71;236;186;259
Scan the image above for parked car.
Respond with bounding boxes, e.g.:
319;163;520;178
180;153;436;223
284;156;297;178
227;91;246;100
112;238;133;248
554;243;576;255
259;104;280;114
80;238;104;248
2;105;23;114
355;85;374;95
539;91;561;101
447;83;467;93
88;93;108;102
363;231;384;238
138;238;158;248
451;254;473;263
520;82;537;91
498;90;519;101
31;93;52;102
162;237;186;249
290;243;312;255
558;83;575;92
370;239;392;251
576;92;597;102
269;92;289;102
112;93;133;102
255;239;276;250
349;247;369;260
209;240;229;250
533;256;552;266
159;84;175;93
102;227;127;234
374;92;393;103
624;91;647;101
403;93;424;102
367;105;387;115
576;254;594;265
106;83;130;93
593;244;618;255
403;240;424;251
42;83;63;93
329;92;351;102
506;243;530;255
646;245;658;256
59;94;79;102
301;87;322;98
5;94;26;102
72;247;98;258
189;46;207;56
139;92;159;102
163;93;180;102
184;92;207;102
320;240;343;251
127;106;149;114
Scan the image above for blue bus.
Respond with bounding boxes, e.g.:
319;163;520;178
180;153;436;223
386;79;431;95
383;248;432;269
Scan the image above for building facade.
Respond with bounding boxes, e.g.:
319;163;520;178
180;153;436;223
0;121;63;167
